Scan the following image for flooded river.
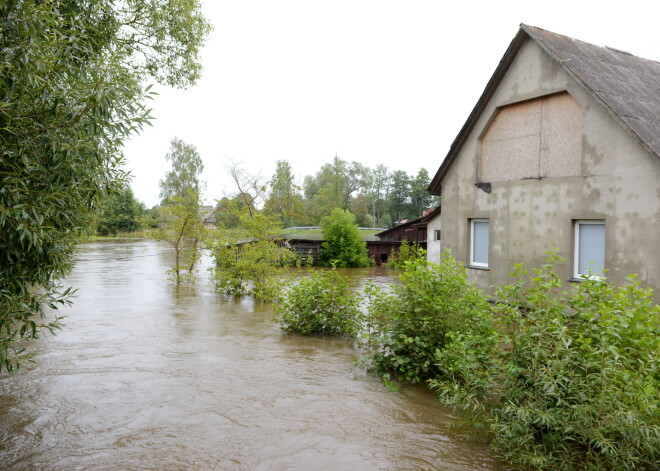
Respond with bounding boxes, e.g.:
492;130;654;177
0;240;502;470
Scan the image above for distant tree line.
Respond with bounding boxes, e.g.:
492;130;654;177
95;152;439;237
236;157;439;230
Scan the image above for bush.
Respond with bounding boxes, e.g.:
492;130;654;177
363;254;497;385
384;241;425;270
318;208;371;267
211;239;297;302
485;253;660;471
360;250;659;470
277;268;362;335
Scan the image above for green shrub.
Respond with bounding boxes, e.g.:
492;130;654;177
318;208;371;267
486;253;660;471
433;252;660;470
384;241;426;270
363;254;497;385
211;239;296;302
277;268;362;335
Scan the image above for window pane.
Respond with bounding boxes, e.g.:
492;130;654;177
473;221;489;265
578;223;605;276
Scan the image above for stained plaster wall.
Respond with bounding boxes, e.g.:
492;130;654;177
438;38;660;301
426;213;441;264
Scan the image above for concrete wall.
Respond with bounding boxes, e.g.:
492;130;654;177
426;213;441;264
436;38;660;301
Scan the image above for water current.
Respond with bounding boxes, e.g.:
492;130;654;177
0;240;503;470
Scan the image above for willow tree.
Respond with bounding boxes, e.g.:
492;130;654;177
0;0;211;373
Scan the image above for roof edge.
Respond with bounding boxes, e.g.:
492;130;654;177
521;24;660;162
427;26;530;195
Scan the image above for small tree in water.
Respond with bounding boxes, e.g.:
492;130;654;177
210;162;300;302
318;208;371;267
211;208;297;302
148;138;208;284
148;189;206;284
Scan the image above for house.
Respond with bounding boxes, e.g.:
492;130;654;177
199;205;216;229
375;208;438;264
426;24;660;301
376;208;437;245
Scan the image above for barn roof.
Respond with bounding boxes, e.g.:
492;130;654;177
428;24;660;195
376;207;438;239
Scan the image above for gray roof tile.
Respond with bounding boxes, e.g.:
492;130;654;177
428;25;660;195
524;25;660;159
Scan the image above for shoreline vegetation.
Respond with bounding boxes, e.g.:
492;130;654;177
277;250;659;471
0;0;210;375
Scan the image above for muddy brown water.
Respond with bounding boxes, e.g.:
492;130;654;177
0;240;503;470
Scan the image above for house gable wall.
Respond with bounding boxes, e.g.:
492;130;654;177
437;38;660;300
426;213;442;264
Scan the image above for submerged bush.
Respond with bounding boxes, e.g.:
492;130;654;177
362;250;658;470
486;253;660;471
384;241;426;270
211;239;297;302
277;268;362;335
318;208;371;268
363;254;498;385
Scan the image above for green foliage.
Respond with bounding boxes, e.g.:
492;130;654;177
159;138;205;203
369;164;390;227
264;160;305;227
141;206;161;229
278;268;362;335
284;155;436;226
363;254;496;385
147;190;206;284
0;0;210;372
484;253;660;471
210;198;298;302
410;168;439;215
212;239;297;302
407;251;660;471
387;170;412;222
96;185;145;235
318;208;371;267
384;241;426;270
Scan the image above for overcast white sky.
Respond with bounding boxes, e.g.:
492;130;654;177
123;0;660;207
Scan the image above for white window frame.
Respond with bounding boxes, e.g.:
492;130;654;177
470;219;489;268
573;220;605;280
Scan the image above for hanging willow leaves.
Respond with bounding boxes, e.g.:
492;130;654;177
0;0;211;373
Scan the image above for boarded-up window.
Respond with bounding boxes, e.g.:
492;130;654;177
479;92;582;182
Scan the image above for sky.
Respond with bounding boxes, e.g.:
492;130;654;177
122;0;660;208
